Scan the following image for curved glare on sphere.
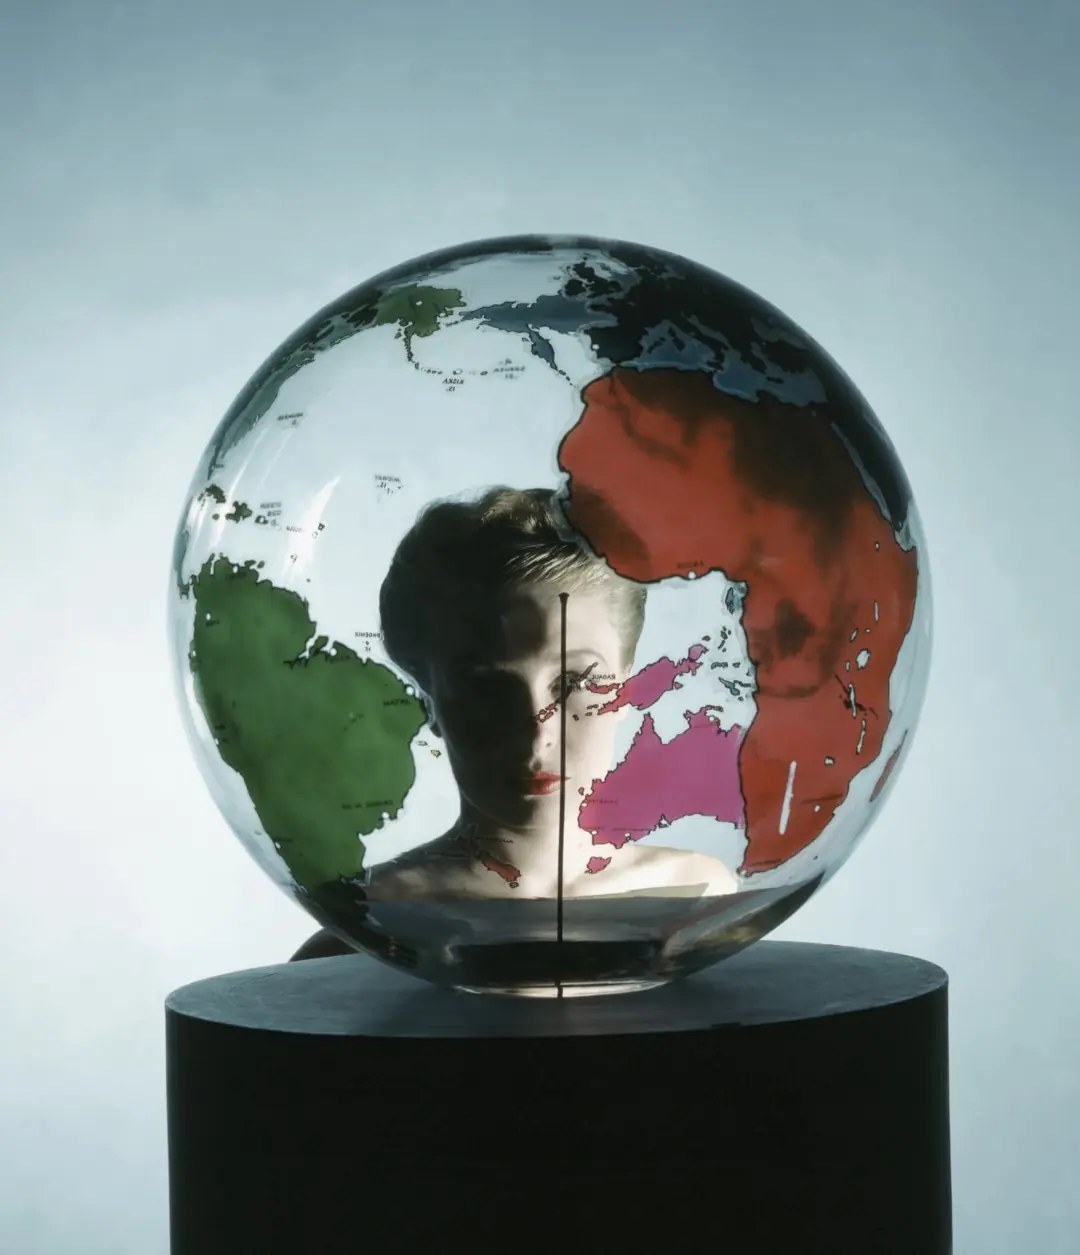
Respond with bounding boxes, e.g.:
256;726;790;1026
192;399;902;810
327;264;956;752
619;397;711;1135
169;235;931;997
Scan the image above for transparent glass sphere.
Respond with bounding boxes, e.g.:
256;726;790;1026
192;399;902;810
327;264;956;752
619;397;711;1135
170;235;931;998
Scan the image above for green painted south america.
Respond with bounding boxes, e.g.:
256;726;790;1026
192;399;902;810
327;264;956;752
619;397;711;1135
186;556;426;892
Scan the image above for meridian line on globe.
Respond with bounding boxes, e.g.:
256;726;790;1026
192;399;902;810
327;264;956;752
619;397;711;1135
557;590;569;988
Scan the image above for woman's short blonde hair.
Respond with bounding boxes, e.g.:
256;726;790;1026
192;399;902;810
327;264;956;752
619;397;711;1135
379;486;647;692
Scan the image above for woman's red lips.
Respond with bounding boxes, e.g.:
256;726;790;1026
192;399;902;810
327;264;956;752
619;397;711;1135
524;772;565;796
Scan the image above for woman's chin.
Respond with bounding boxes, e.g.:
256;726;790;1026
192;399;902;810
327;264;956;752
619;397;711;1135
464;792;556;832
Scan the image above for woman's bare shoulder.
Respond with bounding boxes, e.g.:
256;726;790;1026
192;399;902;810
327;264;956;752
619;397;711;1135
367;836;477;900
289;929;356;961
632;844;740;895
578;842;739;898
677;849;741;895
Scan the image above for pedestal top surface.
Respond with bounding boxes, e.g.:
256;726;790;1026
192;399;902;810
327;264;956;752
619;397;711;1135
166;941;947;1040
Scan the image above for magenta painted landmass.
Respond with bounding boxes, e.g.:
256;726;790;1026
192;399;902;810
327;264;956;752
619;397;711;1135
579;709;745;849
585;855;612;874
589;644;706;715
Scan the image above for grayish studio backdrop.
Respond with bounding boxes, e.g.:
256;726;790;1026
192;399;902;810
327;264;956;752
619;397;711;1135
2;1;1076;1250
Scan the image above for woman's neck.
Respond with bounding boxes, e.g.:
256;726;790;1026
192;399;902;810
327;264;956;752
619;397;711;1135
450;801;597;887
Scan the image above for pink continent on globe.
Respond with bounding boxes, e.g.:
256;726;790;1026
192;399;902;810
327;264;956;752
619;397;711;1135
589;645;706;715
579;709;746;849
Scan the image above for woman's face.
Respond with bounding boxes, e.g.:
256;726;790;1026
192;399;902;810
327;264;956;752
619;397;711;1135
426;579;635;833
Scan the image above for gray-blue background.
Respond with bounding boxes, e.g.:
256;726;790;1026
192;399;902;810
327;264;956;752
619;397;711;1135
2;1;1076;1250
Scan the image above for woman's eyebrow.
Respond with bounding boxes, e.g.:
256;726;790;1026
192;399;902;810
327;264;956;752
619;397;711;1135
562;649;608;667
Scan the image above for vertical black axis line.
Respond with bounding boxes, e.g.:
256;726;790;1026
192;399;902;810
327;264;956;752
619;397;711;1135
557;591;569;998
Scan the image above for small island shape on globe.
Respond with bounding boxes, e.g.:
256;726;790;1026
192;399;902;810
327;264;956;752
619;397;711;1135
169;234;931;997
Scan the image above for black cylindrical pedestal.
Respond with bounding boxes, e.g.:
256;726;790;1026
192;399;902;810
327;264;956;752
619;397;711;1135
166;941;950;1254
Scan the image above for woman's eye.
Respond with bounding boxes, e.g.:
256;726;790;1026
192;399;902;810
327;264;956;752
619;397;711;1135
554;672;588;695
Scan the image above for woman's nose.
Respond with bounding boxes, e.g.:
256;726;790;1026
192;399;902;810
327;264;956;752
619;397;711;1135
497;678;559;753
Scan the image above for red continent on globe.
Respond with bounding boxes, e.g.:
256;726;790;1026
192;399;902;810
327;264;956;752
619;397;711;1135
559;367;919;874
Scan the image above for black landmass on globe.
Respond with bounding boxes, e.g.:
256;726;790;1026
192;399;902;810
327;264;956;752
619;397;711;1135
458;241;912;536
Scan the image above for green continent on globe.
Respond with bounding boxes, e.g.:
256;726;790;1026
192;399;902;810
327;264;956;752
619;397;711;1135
224;500;252;522
185;556;425;891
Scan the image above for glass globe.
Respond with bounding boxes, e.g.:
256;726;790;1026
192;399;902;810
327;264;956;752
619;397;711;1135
169;235;931;998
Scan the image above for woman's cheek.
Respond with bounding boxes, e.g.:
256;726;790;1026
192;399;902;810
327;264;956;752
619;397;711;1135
570;710;620;774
